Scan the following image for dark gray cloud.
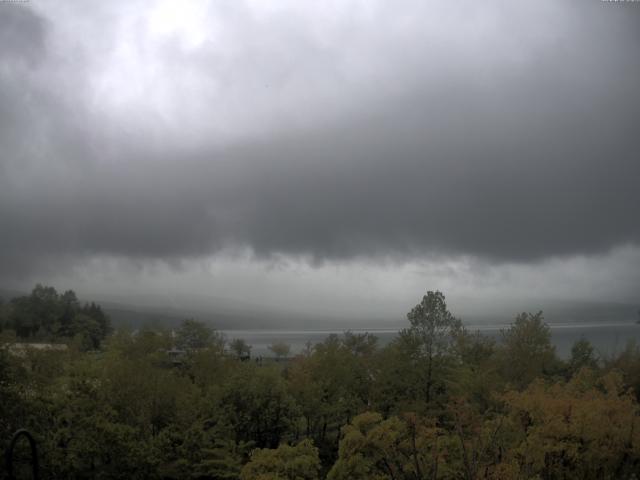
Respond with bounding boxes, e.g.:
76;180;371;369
0;4;46;65
1;1;639;280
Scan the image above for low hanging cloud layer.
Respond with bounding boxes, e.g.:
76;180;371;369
1;0;639;304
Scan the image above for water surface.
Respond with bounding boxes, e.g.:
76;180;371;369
222;323;640;359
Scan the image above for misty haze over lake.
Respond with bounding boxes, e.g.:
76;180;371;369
223;323;640;359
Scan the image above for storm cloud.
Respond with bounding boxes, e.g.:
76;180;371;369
1;0;639;288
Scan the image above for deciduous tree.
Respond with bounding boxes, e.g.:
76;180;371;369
240;439;321;480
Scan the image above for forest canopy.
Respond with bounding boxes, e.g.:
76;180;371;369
0;284;111;350
1;287;640;479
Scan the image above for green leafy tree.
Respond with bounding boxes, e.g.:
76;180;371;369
268;341;291;360
497;311;559;388
153;421;246;479
452;329;501;410
240;439;321;480
398;291;462;404
0;347;26;452
503;371;640;479
102;355;196;437
9;294;44;338
57;289;80;336
342;331;378;357
218;365;299;448
0;297;4;329
328;412;442;480
6;285;111;346
69;313;103;351
106;327;172;361
28;284;61;336
230;338;252;360
80;301;111;339
604;339;640;402
370;338;422;414
184;347;233;390
288;333;375;459
175;318;224;351
568;337;598;376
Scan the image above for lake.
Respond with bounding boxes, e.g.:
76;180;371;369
222;322;640;359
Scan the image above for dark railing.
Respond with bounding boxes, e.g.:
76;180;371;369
5;429;38;480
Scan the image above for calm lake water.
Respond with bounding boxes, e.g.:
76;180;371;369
222;323;640;359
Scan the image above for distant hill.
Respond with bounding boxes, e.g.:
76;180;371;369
0;287;26;303
461;299;639;326
0;286;367;331
2;286;638;331
537;299;639;324
98;300;364;331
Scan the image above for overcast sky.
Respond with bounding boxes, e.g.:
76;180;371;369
1;0;639;323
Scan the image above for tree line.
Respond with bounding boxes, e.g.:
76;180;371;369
0;284;111;350
1;287;640;479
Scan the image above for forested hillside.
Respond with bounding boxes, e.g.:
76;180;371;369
2;289;640;479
